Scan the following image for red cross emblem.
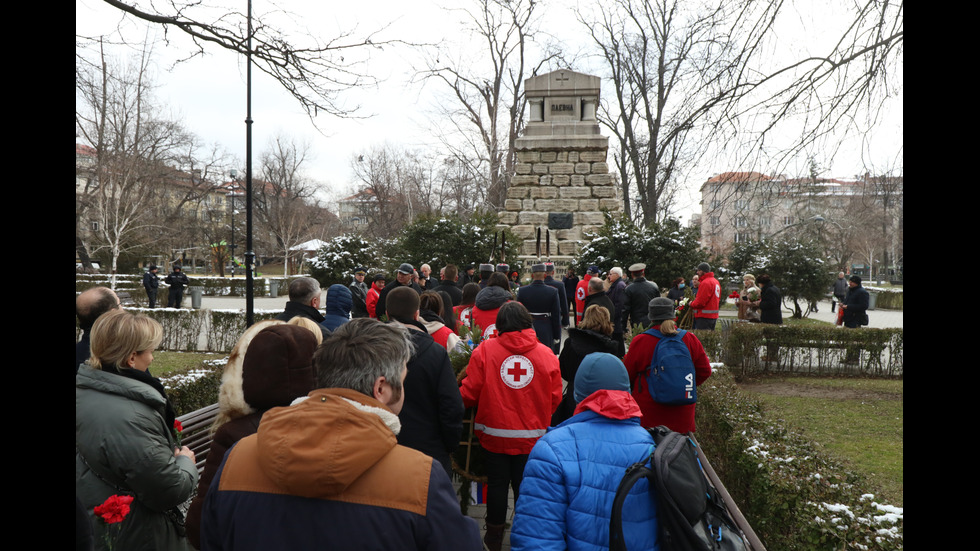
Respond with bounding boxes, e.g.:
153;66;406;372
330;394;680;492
500;355;534;389
460;307;472;327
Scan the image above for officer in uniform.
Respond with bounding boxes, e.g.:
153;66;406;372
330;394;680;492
348;267;369;318
497;263;519;292
623;263;661;331
543;262;569;329
516;263;563;354
478;263;494;288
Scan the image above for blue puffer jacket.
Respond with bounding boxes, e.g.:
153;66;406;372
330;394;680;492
320;284;352;333
510;389;660;551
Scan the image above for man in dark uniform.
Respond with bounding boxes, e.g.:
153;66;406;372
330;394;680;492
142;264;160;308
478;263;494;288
497;263;519;292
623;263;661;331
349;267;369;318
165;264;189;308
543;262;570;329
516;263;563;354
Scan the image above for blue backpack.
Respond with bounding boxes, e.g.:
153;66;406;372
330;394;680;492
643;328;696;405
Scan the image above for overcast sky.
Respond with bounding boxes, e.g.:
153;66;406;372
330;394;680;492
76;0;902;223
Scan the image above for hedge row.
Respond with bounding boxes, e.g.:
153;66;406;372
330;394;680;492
867;288;903;310
75;308;282;353
706;323;903;377
161;360;225;417
696;369;903;550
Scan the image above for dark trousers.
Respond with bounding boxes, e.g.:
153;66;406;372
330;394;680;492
168;287;184;308
145;288;157;308
483;450;529;525
693;317;717;330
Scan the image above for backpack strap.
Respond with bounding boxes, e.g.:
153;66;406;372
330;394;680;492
609;444;656;551
644;327;687;341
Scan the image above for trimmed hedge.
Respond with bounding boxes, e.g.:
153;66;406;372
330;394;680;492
75;308;283;353
714;323;903;377
868;287;903;310
160;360;225;417
697;369;903;550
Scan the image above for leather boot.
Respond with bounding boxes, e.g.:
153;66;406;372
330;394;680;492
483;522;505;551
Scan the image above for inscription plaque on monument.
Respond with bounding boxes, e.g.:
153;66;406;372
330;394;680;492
548;212;573;230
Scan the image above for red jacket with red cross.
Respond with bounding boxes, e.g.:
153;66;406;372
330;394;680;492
689;271;721;320
459;328;562;455
574;274;592;325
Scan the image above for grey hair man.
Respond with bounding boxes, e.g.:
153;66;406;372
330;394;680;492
200;317;482;550
277;277;329;338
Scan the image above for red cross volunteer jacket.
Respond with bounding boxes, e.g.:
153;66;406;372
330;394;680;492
459;328;562;455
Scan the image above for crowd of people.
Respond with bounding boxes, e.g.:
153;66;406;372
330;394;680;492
77;258;871;550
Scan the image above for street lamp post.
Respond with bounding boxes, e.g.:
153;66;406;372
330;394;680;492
243;0;256;326
229;170;239;278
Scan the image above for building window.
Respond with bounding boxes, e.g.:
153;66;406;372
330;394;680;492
710;216;720;226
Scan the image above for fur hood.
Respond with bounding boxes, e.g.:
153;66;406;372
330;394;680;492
214;321;317;432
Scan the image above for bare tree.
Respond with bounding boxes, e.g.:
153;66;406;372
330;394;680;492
436;153;487;217
583;0;902;226
86;0;412;122
350;144;415;239
584;0;783;227
76;39;218;286
254;135;326;276
418;0;559;208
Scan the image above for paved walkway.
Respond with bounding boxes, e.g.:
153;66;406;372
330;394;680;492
766;298;903;329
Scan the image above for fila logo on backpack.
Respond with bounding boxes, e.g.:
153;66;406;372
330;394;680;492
643;328;696;405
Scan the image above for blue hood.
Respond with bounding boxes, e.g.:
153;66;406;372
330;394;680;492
325;284;352;316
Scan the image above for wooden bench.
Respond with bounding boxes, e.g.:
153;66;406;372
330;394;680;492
176;403;220;474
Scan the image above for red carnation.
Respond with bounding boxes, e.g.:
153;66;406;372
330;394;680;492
94;494;134;524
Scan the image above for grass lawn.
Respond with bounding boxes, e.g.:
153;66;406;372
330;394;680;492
738;376;903;507
153;351;228;377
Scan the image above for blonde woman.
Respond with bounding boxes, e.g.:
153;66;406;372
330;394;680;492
736;273;761;322
76;309;198;550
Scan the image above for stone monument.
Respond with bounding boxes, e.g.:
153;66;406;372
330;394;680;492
497;69;621;273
